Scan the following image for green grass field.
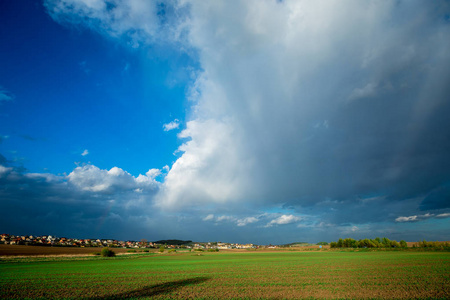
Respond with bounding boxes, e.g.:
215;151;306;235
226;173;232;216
1;250;449;299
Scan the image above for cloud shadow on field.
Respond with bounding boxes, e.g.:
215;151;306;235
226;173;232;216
90;277;211;299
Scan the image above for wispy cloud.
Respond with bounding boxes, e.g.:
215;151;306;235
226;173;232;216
79;61;90;74
236;217;258;227
347;82;378;102
44;0;188;47
202;214;260;227
0;135;9;144
395;212;450;223
81;149;89;156
395;215;420;222
216;215;235;222
0;87;14;104
203;214;214;221
436;213;450;218
163;119;180;131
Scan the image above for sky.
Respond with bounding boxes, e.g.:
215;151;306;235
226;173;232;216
1;0;449;244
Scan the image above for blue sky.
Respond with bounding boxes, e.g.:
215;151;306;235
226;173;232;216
1;0;450;244
0;1;191;176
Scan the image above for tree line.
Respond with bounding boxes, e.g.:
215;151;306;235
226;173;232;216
330;237;406;248
329;237;449;249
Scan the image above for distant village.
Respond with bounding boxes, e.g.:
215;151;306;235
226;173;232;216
0;233;266;250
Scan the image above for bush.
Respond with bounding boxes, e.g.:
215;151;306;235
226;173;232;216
143;249;149;252
382;237;391;247
101;247;115;257
168;249;176;253
208;248;219;252
127;249;137;253
92;252;101;256
159;246;165;253
390;240;400;248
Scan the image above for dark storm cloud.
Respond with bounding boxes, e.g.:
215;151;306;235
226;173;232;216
158;1;450;230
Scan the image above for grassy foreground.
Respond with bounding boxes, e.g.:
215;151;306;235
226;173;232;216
1;251;449;299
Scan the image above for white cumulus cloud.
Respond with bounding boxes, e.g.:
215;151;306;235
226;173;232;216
68;165;159;193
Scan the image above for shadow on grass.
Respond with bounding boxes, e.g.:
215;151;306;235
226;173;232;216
90;277;211;299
